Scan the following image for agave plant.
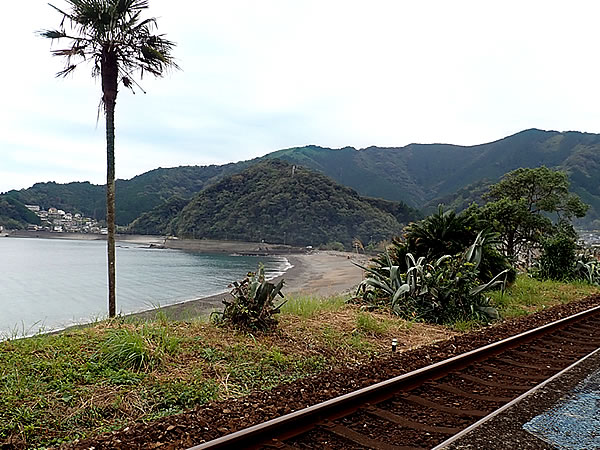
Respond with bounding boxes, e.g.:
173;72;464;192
575;253;600;285
379;207;514;283
212;264;286;332
355;252;409;306
356;233;508;324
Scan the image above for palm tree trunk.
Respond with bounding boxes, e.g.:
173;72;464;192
106;102;116;318
103;47;118;318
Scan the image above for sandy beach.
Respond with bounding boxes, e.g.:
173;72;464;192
132;251;367;321
5;231;368;323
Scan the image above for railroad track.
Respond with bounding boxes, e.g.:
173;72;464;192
189;305;600;449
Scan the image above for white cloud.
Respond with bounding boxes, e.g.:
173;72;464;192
2;0;600;192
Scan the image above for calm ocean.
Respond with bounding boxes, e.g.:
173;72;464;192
0;237;290;338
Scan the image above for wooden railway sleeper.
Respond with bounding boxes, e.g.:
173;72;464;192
396;395;489;418
430;382;513;403
319;419;421;450
363;405;462;434
493;356;563;371
545;334;600;348
478;363;549;380
507;348;578;362
456;373;531;391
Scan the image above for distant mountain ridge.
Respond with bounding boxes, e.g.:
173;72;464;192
3;163;250;226
130;160;419;247
3;128;599;229
262;129;600;223
265;129;599;209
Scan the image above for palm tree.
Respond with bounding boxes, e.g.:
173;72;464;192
41;0;178;317
404;205;478;259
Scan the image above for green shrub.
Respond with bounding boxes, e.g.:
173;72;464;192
378;206;514;283
537;232;577;280
357;232;507;324
212;264;286;332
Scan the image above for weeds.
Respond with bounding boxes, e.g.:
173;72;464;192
99;324;180;371
355;312;389;336
280;294;347;318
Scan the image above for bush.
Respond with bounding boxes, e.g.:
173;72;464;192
537;233;577;281
379;206;514;283
357;233;507;324
212;264;286;332
574;252;600;285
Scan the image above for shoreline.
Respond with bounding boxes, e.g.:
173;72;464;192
128;251;367;322
4;231;307;255
20;251;367;336
1;233;367;334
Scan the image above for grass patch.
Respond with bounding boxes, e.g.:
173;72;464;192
279;293;348;318
489;274;600;318
355;312;389;336
451;319;484;332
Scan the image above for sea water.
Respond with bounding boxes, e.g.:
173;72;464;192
0;237;290;338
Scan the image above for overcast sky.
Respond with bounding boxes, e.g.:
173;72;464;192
2;0;600;192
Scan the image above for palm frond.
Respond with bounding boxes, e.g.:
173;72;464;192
40;29;67;39
43;0;178;92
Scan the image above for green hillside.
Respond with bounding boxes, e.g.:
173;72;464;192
6;128;600;229
138;160;419;247
0;196;41;229
263;129;600;224
5;163;248;226
128;196;189;236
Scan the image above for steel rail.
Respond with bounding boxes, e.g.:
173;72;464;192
432;346;600;449
189;304;600;450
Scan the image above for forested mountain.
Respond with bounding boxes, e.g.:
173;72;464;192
4;163;248;226
131;160;420;247
128;196;189;236
265;129;600;223
0;197;41;230
4;128;600;229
